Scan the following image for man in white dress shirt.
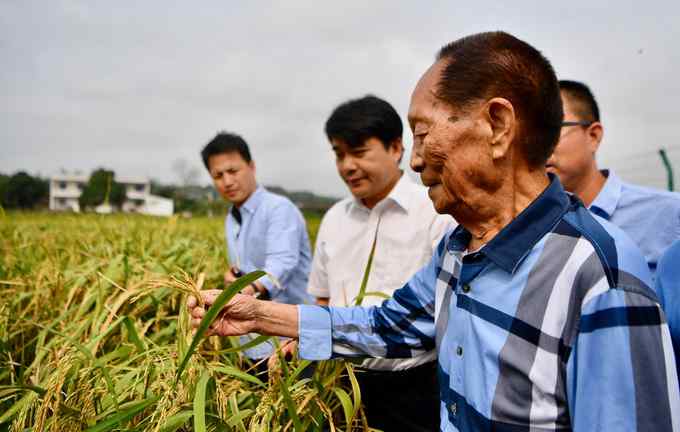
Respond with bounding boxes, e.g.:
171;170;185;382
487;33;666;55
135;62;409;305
310;95;454;431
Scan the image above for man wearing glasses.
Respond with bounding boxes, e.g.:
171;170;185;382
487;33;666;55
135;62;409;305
546;80;680;279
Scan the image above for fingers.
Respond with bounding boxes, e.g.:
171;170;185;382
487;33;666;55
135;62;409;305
191;316;221;336
191;306;205;319
240;284;256;296
187;295;197;308
200;289;222;306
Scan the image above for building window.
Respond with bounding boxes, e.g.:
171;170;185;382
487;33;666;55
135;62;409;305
135;184;145;192
60;182;67;189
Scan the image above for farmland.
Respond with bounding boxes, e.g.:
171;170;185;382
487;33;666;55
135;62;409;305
0;212;368;431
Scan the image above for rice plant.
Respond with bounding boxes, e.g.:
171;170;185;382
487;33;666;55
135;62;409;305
0;212;369;431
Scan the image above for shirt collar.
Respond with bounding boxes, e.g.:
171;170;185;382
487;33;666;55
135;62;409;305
447;173;571;274
589;169;622;219
239;185;266;215
383;173;413;213
348;172;412;214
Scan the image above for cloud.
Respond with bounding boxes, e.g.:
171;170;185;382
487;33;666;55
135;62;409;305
1;0;679;195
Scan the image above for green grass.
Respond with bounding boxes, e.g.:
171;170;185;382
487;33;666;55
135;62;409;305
0;211;367;431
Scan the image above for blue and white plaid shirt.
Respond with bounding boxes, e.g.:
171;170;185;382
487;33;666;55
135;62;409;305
298;176;680;431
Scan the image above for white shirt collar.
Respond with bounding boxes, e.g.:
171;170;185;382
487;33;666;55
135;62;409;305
348;172;414;214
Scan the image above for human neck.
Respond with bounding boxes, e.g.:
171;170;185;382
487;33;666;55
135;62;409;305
455;167;550;251
572;166;606;207
361;170;402;209
233;186;257;209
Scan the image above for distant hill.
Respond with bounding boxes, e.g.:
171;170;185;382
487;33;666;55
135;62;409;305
264;185;339;213
151;182;339;215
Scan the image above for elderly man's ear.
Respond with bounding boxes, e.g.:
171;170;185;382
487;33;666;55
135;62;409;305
485;97;516;161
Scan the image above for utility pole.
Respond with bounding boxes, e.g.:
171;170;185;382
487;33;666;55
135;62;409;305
659;148;674;191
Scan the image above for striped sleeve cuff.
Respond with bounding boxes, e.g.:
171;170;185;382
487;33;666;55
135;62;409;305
298;305;332;360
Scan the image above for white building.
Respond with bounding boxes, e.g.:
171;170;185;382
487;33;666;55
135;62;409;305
49;174;88;212
49;174;174;216
119;177;151;213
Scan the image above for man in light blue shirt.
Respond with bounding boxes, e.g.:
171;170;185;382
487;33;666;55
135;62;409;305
201;132;313;357
657;240;680;388
547;80;680;278
189;33;680;431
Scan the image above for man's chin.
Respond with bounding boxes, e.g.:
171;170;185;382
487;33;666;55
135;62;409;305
348;184;369;199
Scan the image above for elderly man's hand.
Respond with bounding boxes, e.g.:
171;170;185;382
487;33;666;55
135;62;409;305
187;290;259;337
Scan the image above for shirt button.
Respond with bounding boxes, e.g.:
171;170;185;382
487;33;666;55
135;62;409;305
456;346;463;356
462;284;471;293
450;403;457;416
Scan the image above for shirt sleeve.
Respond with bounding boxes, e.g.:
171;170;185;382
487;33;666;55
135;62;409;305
299;244;440;360
656;242;680;389
259;202;305;296
567;287;680;431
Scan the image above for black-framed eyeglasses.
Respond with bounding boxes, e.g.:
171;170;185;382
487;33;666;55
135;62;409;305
561;121;593;127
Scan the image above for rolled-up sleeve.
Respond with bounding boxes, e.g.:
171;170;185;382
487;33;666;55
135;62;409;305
298;245;441;362
298;305;333;360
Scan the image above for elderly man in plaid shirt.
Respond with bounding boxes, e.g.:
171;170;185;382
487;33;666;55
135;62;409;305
189;31;680;431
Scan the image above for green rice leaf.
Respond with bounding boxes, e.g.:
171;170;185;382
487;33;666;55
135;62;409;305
84;396;159;432
225;408;253;428
159;411;193;432
278;377;302;431
214;365;266;388
122;316;146;352
193;370;212;432
175;270;265;383
354;218;380;306
229;393;248;432
0;390;37;423
345;363;361;421
212;334;271;354
333;387;354;426
360;291;391;300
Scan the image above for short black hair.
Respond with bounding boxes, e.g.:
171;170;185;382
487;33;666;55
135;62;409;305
201;132;252;170
559;80;600;122
324;95;403;150
436;31;563;168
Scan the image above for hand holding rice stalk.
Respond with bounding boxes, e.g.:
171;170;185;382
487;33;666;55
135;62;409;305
178;270;266;383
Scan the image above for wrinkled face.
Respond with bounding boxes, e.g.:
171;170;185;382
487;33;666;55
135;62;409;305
207;152;257;206
546;92;600;192
331;137;403;204
407;61;500;216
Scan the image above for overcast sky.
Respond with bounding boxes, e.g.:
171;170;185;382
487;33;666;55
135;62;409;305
2;1;679;197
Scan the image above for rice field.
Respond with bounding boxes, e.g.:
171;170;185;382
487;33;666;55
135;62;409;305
0;212;369;431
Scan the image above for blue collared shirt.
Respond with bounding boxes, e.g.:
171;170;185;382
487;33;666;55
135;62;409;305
298;175;680;431
590;169;680;279
225;186;313;305
656;240;680;389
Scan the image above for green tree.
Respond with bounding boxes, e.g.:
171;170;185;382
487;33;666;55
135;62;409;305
79;168;125;209
0;173;9;207
2;172;49;209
